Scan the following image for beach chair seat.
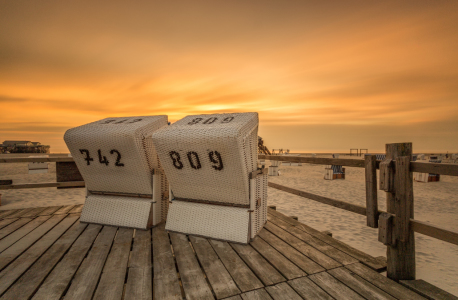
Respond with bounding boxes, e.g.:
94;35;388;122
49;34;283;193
152;112;267;244
324;164;345;180
64;116;169;229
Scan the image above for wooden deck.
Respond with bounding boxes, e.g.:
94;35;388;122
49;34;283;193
0;206;433;300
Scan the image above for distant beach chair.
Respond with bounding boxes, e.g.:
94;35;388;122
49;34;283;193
152;112;267;244
414;155;441;183
324;165;345;180
28;155;49;174
64;115;169;229
269;160;280;176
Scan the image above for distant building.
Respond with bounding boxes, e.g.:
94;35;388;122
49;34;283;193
1;140;50;153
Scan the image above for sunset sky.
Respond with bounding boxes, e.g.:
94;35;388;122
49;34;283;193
1;0;457;153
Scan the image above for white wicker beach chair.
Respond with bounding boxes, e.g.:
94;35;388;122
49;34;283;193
152;112;268;244
64;116;169;229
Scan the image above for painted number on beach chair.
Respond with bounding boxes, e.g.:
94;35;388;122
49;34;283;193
78;149;124;167
187;116;234;125
168;150;223;171
100;118;143;124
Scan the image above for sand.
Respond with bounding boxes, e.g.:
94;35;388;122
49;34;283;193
0;153;457;295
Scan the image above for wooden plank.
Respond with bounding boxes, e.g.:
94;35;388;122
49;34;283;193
0;214;79;296
268;182;367;216
268;210;385;270
64;225;117;300
257;229;325;275
0;210;18;219
0;215;64;271
93;227;134;300
20;206;47;218
267;214;358;266
399;279;458;300
190;236;240;299
3;208;33;219
308;271;365;300
152;224;182;300
288;277;334;300
249;235;306;280
411;219;458;246
411;161;458;176
125;267;153;300
68;204;84;214
31;224;102;300
378;212;394;246
0;216;49;253
0;220;87;300
210;239;264;293
37;206;62;216
264;221;342;270
0;218;18;230
169;232;214;300
0;157;74;163
395;156;414;243
128;228;151;269
328;267;396;300
0;181;85;190
223;296;242;300
265;282;303;300
345;263;426;300
53;205;75;215
241;288;273;300
0;218;32;241
259;155;365;168
365;154;378;228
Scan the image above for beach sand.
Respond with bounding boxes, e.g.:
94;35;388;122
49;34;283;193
1;153;457;295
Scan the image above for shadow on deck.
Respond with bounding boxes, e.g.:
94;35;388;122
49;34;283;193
0;206;439;299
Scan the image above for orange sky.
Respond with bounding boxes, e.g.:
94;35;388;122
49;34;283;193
1;1;457;153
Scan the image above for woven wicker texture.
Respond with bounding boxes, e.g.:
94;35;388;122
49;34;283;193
165;200;250;243
80;194;153;229
64;116;167;195
152;112;258;205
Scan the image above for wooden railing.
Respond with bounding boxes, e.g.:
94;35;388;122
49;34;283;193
260;142;458;281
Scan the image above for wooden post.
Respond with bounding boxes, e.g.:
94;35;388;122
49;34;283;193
384;143;415;281
365;155;378;228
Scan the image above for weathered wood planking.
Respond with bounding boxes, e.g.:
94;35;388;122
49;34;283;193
345;263;426;300
0;157;74;163
209;239;264;293
257;229;325;275
399;279;458;300
152;224;182;300
328;267;396;300
0;210;19;219
0;216;50;254
169;232;214;300
93;227;134;300
37;206;62;216
240;288;273;300
68;204;84;214
20;207;48;218
32;224;102;300
3;208;33;219
64;225;117;300
264;221;342;270
268;209;385;270
53;205;76;214
259;155;366;168
190;235;241;299
0;214;79;296
287;277;334;300
309;271;366;300
410;161;458;176
265;282;303;300
0;218;32;240
0;218;18;230
250;235;306;280
125;228;153;300
267;213;358;266
1;220;87;300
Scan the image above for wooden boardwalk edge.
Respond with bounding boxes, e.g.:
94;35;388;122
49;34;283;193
0;205;451;299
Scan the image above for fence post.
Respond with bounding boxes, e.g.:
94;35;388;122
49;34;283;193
365;155;378;228
384;143;415;280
